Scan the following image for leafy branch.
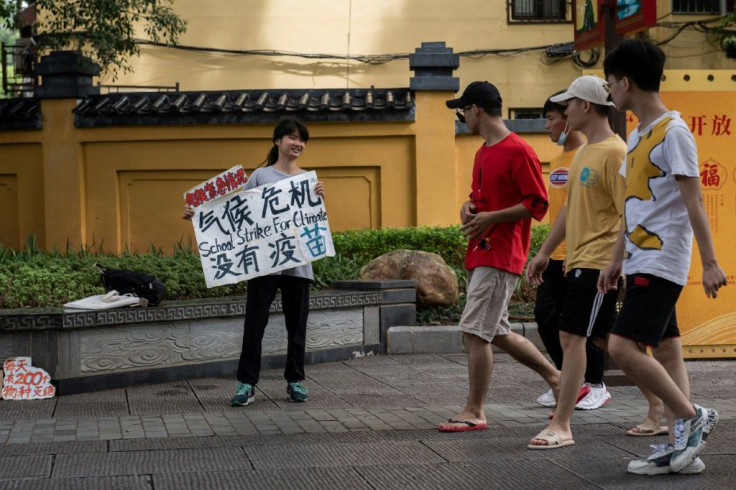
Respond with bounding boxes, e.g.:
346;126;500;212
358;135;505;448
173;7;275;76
711;12;736;59
1;0;187;78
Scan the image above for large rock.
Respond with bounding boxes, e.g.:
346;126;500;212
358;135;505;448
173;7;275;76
359;250;459;307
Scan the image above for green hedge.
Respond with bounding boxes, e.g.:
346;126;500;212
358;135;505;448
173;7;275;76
0;225;549;309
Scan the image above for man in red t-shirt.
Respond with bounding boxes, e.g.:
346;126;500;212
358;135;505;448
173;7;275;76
438;81;561;432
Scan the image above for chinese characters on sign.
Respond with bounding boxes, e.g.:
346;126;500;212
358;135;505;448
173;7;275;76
701;194;722;233
687;114;732;137
2;357;56;400
183;165;248;208
699;159;725;191
628;112;734;138
192;171;335;288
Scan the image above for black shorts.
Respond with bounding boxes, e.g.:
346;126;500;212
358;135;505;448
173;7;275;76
559;268;621;340
610;273;682;347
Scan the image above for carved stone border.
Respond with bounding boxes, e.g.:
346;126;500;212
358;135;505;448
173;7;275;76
0;291;382;331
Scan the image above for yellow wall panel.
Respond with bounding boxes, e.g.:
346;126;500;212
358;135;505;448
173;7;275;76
0;144;44;249
0;175;19;249
297;135;415;229
81;131;413;253
119;171;202;253
314;168;380;231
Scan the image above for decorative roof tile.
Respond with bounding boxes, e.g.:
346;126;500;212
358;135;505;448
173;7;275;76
0;98;42;131
73;88;414;127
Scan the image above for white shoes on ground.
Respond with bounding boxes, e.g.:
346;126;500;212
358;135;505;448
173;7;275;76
536;389;556;407
576;382;612;410
535;382;612;410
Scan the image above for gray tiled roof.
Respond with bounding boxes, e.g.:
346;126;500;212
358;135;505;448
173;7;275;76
0;88;415;130
73;88;414;127
0;98;41;131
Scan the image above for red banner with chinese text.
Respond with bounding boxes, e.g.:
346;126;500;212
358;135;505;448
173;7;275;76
183;165;248;209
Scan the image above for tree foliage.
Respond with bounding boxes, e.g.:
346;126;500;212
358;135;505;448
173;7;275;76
713;12;736;60
0;24;14;46
0;2;21;27
0;226;552;309
0;0;187;77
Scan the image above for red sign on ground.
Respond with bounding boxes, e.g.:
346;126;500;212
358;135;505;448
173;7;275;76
2;357;56;400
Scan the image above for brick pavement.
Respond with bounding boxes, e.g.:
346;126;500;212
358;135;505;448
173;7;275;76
1;353;736;488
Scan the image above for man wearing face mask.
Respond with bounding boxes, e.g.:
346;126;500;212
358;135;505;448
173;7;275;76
532;93;611;413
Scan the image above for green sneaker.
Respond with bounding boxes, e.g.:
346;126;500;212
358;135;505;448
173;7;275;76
287;381;308;402
231;383;255;407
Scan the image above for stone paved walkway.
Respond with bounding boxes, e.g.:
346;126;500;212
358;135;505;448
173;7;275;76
1;353;735;489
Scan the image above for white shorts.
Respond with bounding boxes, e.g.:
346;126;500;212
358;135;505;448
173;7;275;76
459;266;519;342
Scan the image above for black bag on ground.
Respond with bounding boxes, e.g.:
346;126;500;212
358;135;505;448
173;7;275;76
95;264;166;307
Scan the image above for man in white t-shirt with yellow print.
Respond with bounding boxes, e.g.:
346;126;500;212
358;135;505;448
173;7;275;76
602;38;727;476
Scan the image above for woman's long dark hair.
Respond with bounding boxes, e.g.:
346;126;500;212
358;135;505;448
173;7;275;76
261;118;310;166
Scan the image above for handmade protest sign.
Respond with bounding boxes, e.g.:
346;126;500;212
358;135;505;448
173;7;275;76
192;171;334;288
2;357;56;400
183;165;248;208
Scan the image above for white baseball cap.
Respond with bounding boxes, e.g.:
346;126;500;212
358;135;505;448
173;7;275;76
550;75;615;107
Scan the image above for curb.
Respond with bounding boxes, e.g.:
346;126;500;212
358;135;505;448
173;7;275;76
387;322;544;354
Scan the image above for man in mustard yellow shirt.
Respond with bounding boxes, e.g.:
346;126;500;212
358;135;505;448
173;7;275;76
534;93;610;412
526;76;626;449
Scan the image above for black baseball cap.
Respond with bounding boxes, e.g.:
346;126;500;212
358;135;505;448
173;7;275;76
446;81;502;109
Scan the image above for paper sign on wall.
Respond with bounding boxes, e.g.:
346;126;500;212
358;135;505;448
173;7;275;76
192;171;334;288
183;165;248;208
2;357;56;400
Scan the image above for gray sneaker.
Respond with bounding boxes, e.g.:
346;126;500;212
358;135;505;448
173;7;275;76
670;405;718;472
627;444;705;475
701;405;719;441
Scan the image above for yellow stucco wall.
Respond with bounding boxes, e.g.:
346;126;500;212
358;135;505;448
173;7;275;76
38;121;421;253
4;1;732;252
0;141;44;249
0;89;556;253
105;0;582;114
101;1;733;116
653;0;735;71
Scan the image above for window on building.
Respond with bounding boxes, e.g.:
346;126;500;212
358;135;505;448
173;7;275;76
509;108;545;119
508;0;570;23
672;0;734;14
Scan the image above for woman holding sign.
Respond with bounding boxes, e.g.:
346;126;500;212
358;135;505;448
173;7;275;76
184;119;325;406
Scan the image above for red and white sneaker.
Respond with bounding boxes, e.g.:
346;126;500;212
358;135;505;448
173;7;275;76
540;385;592;414
576;382;611;410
